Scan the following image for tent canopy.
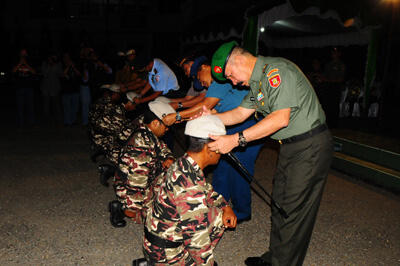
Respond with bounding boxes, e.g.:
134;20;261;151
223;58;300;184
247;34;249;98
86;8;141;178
255;1;375;49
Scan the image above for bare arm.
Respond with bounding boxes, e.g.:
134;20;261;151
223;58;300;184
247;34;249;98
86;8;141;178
137;81;152;97
163;97;219;125
169;95;195;103
215;106;255;126
208;108;291;154
136;91;162;104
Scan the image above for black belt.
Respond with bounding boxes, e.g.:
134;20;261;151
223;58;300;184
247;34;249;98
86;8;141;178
144;227;183;249
278;124;328;145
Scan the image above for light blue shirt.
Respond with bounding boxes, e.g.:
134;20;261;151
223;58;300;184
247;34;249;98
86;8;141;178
205;81;249;113
148;58;179;95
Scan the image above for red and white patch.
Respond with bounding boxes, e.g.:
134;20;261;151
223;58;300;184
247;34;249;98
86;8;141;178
268;74;281;88
214;66;222;74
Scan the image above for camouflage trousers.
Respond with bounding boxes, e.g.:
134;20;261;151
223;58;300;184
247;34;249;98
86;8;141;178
113;172;165;224
92;134;120;165
143;207;225;265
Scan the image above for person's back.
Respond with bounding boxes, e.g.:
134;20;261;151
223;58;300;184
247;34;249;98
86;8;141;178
139;115;236;266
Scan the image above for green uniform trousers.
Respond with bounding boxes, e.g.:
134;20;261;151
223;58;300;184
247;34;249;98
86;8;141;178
262;129;333;266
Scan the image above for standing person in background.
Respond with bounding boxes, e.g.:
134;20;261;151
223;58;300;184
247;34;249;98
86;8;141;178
87;50;113;101
61;53;81;126
307;58;324;103
321;47;346;128
79;59;91;126
40;53;63;126
12;48;37;127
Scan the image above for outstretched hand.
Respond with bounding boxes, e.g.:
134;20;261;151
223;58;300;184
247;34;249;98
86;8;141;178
207;134;237;154
222;206;237;228
162;113;176;126
189;105;212;120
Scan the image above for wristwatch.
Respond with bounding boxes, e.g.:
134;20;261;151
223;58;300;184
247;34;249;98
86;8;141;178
178;102;183;109
176;111;182;122
238;131;247;147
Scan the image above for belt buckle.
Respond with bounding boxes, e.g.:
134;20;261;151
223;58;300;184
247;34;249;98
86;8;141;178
278;140;283;145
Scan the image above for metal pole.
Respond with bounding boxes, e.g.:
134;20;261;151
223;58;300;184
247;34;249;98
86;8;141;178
226;152;289;219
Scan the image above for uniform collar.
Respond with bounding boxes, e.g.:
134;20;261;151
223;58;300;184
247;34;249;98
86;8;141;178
249;56;267;86
183;153;202;175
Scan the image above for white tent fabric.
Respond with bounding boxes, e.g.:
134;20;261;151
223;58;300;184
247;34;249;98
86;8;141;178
257;1;371;49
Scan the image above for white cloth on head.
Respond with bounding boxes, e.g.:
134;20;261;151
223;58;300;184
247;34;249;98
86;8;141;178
148;100;176;120
185;115;226;139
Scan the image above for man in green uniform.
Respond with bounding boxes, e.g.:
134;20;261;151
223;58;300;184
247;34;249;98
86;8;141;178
207;41;333;266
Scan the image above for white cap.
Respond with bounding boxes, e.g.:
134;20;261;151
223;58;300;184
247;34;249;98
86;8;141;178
148;100;176;120
126;49;136;56
126;91;139;102
185;115;226;139
117;51;126;57
154;96;171;104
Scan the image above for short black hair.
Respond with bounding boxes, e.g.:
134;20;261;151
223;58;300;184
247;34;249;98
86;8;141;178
187;136;210;153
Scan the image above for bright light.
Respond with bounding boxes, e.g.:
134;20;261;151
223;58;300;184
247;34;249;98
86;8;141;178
260;27;265;32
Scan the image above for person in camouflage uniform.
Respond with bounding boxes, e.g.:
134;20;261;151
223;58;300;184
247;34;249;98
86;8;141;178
132;115;237;266
88;85;133;164
110;100;176;227
88;85;139;186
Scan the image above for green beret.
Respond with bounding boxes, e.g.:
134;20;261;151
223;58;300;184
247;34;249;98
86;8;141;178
211;41;238;81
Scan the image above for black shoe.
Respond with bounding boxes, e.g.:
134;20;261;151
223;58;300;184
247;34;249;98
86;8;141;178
244;257;271;266
108;200;126;228
132;258;148;266
98;164;116;187
237;215;251;224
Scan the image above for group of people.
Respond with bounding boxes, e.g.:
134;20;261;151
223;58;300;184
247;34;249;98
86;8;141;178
12;46;119;127
88;40;333;266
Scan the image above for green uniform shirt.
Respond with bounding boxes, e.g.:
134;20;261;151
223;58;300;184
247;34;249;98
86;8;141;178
240;56;326;140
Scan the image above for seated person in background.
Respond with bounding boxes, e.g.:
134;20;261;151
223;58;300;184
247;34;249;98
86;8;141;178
132;115;236;266
109;101;176;227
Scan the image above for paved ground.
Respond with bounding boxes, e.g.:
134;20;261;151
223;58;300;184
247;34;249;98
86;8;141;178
1;125;399;266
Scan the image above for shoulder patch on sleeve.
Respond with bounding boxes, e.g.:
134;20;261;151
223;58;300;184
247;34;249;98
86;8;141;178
267;68;279;77
268;74;281;88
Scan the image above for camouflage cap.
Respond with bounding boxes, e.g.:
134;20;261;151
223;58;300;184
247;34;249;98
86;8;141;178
211;41;238;81
185;115;226;139
148;100;176;121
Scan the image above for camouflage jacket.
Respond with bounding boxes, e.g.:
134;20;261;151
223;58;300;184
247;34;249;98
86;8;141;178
145;153;228;265
88;96;133;153
118;116;174;210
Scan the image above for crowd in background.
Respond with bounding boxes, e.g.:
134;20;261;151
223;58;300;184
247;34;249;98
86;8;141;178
10;43;181;129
